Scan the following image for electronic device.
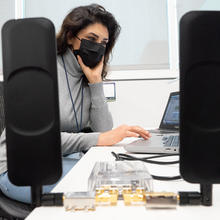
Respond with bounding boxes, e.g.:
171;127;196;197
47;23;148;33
124;92;179;154
149;91;179;134
179;11;220;206
103;82;116;101
88;161;153;207
179;11;220;184
2;18;62;205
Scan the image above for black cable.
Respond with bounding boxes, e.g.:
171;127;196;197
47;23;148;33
111;152;179;165
111;152;182;181
137;153;179;160
152;175;182;181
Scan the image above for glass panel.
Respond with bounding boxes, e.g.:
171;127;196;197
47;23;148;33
24;0;169;70
176;0;220;71
177;0;220;27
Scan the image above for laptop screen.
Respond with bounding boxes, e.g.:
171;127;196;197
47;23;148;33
160;92;179;130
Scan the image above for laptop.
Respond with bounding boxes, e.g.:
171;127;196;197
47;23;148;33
124;92;179;154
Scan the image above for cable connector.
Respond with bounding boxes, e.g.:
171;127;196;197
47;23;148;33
41;193;64;206
178;191;201;205
145;192;178;209
122;188;146;206
63;192;96;211
95;186;119;206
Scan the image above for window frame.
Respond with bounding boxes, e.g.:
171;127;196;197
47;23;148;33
15;0;24;19
106;0;179;80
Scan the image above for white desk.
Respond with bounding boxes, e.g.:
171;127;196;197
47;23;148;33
26;142;220;220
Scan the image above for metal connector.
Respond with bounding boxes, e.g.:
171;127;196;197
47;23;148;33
123;188;146;206
145;192;178;209
63;192;96;211
95;186;119;206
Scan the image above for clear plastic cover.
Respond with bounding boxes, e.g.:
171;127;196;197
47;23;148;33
88;161;153;193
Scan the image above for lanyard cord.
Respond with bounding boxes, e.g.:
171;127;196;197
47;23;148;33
61;55;84;132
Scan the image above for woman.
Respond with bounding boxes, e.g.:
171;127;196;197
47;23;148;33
56;4;150;151
0;4;150;203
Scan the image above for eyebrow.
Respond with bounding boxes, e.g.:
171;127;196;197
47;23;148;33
87;32;108;41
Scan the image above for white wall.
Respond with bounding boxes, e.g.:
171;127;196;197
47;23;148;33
108;78;179;128
0;75;178;127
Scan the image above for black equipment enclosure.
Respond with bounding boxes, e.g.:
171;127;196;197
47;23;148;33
2;18;62;186
180;11;220;183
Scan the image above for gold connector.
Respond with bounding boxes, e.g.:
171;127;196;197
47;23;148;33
122;188;146;206
95;186;119;206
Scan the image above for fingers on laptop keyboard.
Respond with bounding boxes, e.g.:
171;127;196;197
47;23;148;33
129;126;151;139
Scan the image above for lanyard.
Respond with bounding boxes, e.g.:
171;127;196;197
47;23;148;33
61;55;84;132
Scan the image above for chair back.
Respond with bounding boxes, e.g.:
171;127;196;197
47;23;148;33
0;81;5;135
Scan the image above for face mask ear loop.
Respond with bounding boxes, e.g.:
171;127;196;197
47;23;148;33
75;35;81;41
73;35;81;54
72;36;81;55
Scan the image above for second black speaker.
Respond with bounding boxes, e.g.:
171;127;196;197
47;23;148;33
180;11;220;184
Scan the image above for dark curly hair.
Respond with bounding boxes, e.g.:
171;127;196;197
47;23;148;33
57;4;121;79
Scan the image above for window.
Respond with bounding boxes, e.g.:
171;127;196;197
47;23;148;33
175;0;220;69
176;0;220;24
24;0;170;72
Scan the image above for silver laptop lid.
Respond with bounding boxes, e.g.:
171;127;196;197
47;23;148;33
159;92;179;131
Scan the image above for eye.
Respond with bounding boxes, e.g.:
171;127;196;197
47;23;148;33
101;41;108;47
87;36;96;42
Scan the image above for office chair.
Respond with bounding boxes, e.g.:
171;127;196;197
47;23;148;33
0;82;5;135
0;193;32;220
0;81;33;220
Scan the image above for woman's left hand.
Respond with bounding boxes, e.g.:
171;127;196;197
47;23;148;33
77;55;104;84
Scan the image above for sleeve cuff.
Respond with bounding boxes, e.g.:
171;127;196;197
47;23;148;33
79;132;100;151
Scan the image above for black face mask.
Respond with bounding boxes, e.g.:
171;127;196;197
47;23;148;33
74;39;106;68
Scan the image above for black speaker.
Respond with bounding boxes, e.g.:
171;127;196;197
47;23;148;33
2;18;62;186
180;11;220;184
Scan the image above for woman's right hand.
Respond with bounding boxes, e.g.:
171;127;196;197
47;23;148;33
77;55;104;84
97;124;151;146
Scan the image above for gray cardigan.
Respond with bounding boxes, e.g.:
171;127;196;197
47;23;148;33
0;48;113;175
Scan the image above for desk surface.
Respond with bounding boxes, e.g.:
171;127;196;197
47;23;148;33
26;141;220;220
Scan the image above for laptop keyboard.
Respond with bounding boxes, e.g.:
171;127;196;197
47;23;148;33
163;135;179;147
148;129;177;134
